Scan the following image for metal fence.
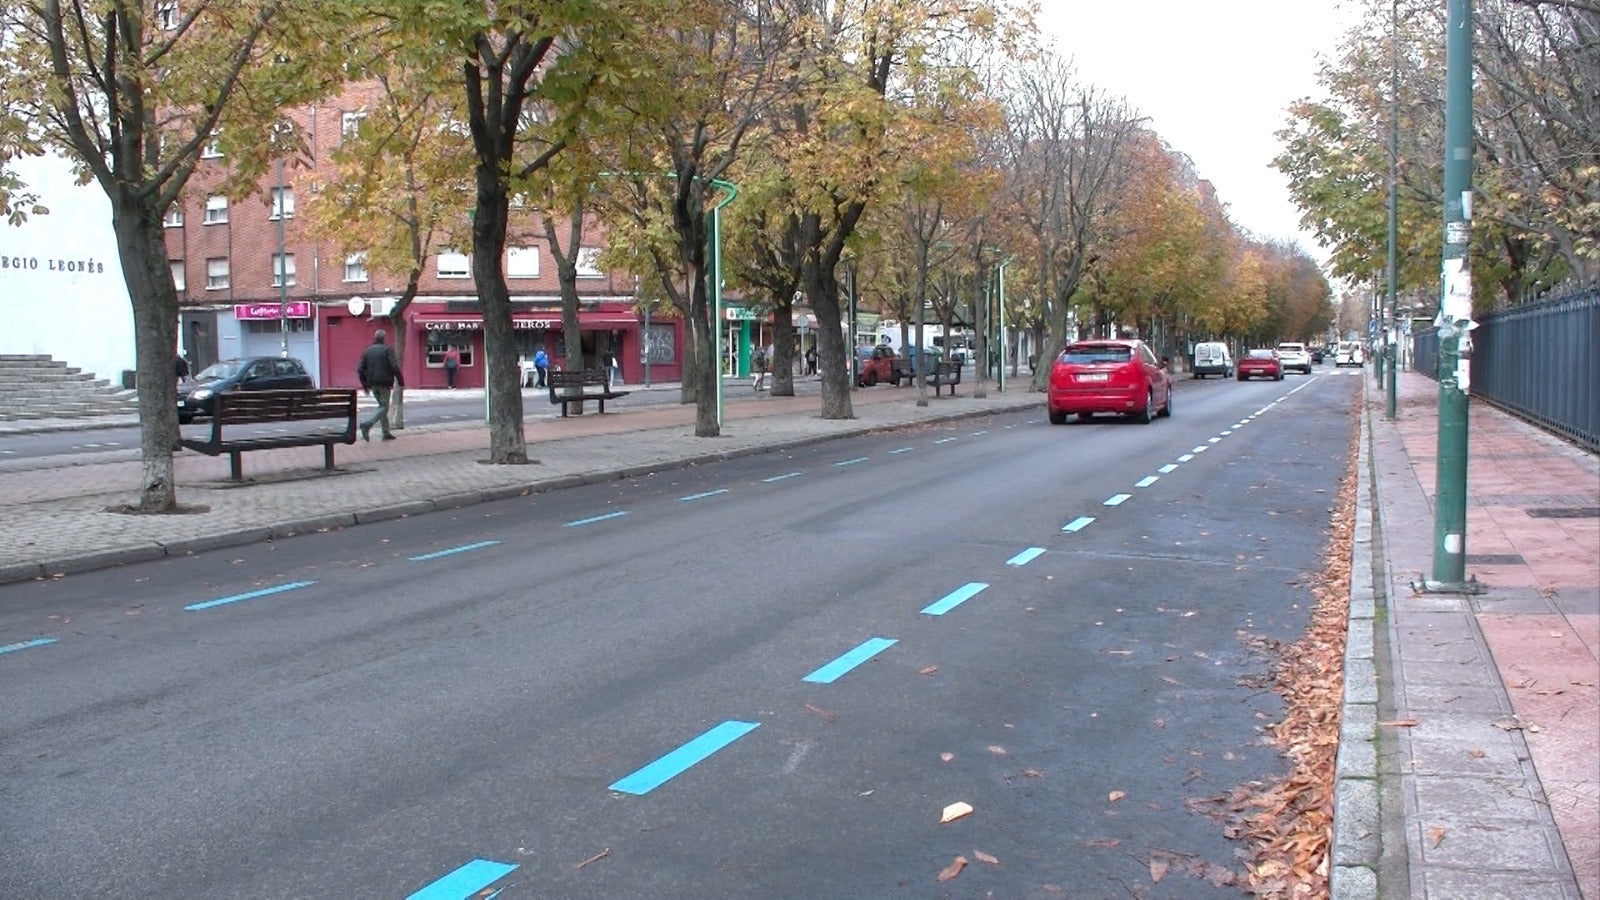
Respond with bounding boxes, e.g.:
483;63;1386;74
1410;286;1599;453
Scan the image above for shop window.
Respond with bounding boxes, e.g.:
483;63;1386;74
506;246;539;279
425;332;474;367
243;319;313;334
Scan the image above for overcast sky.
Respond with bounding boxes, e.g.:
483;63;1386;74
1035;0;1358;263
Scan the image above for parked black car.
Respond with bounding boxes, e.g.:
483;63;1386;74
177;356;315;423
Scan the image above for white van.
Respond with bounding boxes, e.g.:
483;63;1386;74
1335;341;1366;367
1191;341;1233;378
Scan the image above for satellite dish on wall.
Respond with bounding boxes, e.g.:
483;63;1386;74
346;296;366;315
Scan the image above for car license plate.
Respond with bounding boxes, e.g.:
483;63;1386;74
1077;373;1109;382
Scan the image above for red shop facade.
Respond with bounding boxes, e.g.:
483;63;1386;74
316;298;683;390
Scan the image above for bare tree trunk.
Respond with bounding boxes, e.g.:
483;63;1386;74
113;201;181;512
387;308;408;429
771;300;795;397
472;179;529;463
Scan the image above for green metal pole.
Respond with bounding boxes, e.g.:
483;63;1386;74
1430;0;1474;588
709;179;737;430
1385;0;1400;420
997;261;1007;393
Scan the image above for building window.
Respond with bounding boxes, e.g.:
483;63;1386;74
163;206;183;227
170;260;185;291
271;253;296;287
575;246;604;279
269;186;294;220
436;251;469;279
343;252;368;283
506;246;539;279
425;331;475;368
243;318;313;335
204;195;228;224
155;2;179;30
341;111;366;141
201;132;222;158
205;257;229;290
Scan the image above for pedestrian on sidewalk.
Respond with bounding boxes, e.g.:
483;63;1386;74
357;329;404;441
751;344;768;391
175;355;190;382
804;345;817;376
533;347;548;388
442;345;460;389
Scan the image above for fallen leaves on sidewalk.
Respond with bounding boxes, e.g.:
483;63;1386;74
1428;826;1447;847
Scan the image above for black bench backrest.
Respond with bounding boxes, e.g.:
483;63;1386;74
547;369;609;388
214;389;357;425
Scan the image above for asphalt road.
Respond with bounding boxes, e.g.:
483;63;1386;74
0;369;1361;898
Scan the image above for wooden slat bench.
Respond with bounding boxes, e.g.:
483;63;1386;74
179;389;358;481
547;369;631;416
925;361;962;396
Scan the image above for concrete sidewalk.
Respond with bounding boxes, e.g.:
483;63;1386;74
0;379;1038;584
1336;370;1599;898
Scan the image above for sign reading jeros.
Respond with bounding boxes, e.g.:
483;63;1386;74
236;301;311;320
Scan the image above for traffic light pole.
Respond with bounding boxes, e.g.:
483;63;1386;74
1422;0;1478;593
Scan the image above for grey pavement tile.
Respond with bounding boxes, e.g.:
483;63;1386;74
1416;815;1566;871
1402;658;1508;688
1334;778;1382;866
1407;725;1534;778
1414;775;1550;821
1346;617;1374;659
1393;625;1491;666
1330;865;1378;899
1344;656;1379;704
1395;594;1474;614
1420;869;1584;900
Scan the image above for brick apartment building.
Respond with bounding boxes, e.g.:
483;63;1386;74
163;87;684;390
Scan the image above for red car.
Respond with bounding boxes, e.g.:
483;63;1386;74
1046;339;1173;424
1236;348;1285;381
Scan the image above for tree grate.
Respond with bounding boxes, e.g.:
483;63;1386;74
1525;507;1599;519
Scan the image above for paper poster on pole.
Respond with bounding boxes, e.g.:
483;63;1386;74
1441;258;1473;323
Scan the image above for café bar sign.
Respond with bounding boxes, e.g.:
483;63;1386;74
421;318;554;331
236;301;311;320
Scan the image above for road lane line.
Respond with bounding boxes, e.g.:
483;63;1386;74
680;488;730;502
609;720;760;795
185;581;315;611
409;540;501;561
407;858;518;900
1135;476;1159;488
887;447;915;454
763;472;803;482
1208;436;1222;443
802;637;898;684
1178;454;1194;462
1006;547;1046;566
933;437;957;444
833;457;869;467
971;430;988;436
1062;516;1095;532
1104;493;1132;506
564;511;629;527
0;638;56;656
1158;464;1178;473
1194;445;1209;453
921;582;988;616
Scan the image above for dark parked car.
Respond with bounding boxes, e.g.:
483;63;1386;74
1236;348;1284;381
177;356;315;423
1046;338;1172;424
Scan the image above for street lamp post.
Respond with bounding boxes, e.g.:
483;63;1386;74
275;158;289;358
1385;0;1400;420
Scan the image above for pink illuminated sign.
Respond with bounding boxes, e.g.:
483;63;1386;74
234;301;311;320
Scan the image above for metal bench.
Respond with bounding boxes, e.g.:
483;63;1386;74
925;361;962;396
547;369;631;417
179;389;358;481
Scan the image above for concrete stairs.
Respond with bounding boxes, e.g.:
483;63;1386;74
0;354;140;422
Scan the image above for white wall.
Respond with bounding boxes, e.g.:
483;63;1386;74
0;154;134;383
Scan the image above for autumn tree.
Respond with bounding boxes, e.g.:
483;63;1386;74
0;0;354;511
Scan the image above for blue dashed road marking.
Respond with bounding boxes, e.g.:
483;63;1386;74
971;430;988;436
565;511;629;527
1135;476;1158;488
1208;436;1222;444
1158;463;1178;473
834;457;869;467
1104;493;1131;506
802;637;898;684
680;488;730;502
1178;453;1194;462
1006;547;1046;566
409;540;501;562
0;638;56;656
610;721;760;795
763;472;802;483
1062;516;1095;532
933;437;957;444
888;447;914;455
185;581;316;611
921;582;989;616
407;858;518;900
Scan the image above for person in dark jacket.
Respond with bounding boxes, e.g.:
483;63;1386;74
357;329;404;441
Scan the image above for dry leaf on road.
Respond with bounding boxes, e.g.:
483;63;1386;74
940;801;973;823
937;856;968;882
1427;826;1446;848
919;665;938;675
987;745;1007;756
1150;856;1170;883
1108;790;1127;803
973;850;999;865
939;752;954;763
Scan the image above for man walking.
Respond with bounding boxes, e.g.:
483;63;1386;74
357;329;404;441
751;344;768;391
533;347;549;388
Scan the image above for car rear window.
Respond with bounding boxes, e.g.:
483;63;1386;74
1059;345;1132;364
1247;349;1276;359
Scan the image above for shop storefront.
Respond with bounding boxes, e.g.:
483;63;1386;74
315;300;681;389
